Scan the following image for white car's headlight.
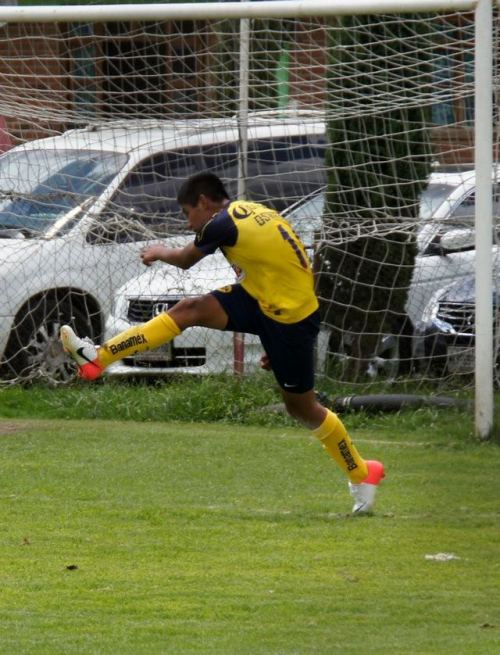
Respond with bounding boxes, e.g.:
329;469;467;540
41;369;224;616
419;290;441;325
111;294;128;320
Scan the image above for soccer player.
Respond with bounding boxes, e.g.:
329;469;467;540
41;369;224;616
61;172;384;513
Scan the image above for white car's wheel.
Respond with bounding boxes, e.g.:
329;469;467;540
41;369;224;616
367;334;401;382
331;330;403;383
2;295;99;384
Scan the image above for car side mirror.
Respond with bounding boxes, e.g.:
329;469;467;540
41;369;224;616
423;241;447;256
440;228;475;252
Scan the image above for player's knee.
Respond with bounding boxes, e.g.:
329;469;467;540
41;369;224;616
282;392;324;428
170;295;212;326
177;296;199;314
283;394;309;421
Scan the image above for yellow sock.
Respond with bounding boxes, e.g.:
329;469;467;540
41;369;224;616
97;313;181;369
313;410;368;483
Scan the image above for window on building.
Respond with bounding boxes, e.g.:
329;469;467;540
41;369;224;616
432;18;474;126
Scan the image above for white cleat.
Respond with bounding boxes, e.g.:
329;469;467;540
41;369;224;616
349;460;385;514
60;325;102;380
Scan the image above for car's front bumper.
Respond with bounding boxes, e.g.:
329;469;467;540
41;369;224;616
415;321;475;376
104;314;263;377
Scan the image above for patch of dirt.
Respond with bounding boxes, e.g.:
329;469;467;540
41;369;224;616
0;420;44;436
0;421;26;435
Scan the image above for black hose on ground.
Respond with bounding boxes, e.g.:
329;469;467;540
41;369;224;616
315;393;471;414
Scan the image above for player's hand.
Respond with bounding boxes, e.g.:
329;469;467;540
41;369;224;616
140;244;165;266
260;354;271;371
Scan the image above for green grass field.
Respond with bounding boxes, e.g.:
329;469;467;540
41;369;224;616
0;399;499;653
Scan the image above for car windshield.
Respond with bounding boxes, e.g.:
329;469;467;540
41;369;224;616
284;192;324;243
287;182;459;233
0;149;128;237
419;182;457;219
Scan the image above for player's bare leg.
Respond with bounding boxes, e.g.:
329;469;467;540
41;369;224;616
281;387;385;513
168;294;228;331
280;388;326;429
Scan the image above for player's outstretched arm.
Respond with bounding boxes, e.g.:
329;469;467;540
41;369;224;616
141;242;205;270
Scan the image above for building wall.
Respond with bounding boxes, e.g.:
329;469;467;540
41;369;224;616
0;20;479;164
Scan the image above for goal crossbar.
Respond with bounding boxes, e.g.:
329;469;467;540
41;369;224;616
0;0;478;23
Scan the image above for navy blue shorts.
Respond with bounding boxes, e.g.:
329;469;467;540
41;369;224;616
211;284;320;394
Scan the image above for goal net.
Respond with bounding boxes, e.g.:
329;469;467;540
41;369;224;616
0;2;492;400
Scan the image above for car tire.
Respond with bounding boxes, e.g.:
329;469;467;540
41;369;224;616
328;330;400;382
367;333;401;382
2;294;99;384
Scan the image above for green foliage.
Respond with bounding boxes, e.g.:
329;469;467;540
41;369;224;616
325;14;434;214
212;18;294;115
0;374;290;426
0;416;498;653
320;15;434;379
0;374;481;437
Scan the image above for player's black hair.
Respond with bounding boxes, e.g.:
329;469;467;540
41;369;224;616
177;172;230;207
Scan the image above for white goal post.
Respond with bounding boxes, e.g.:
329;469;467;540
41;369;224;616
0;1;481;22
0;0;495;439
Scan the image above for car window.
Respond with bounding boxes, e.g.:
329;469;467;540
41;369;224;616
449;191;475;224
202;142;240;199
245;135;327;211
95;148;206;242
0;149;127;237
117;147;204;200
443;185;500;247
91;134;327;243
203;142;239;176
284;191;324;244
419;182;457;219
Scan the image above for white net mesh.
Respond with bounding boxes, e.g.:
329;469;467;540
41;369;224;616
0;8;490;390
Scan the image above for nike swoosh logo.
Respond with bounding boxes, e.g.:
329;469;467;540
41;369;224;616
283;383;298;388
354;503;369;513
76;347;94;364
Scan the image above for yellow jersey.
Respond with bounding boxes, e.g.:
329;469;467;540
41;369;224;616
194;200;318;324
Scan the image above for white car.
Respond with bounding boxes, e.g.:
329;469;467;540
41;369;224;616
0;112;328;382
105;167;495;379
